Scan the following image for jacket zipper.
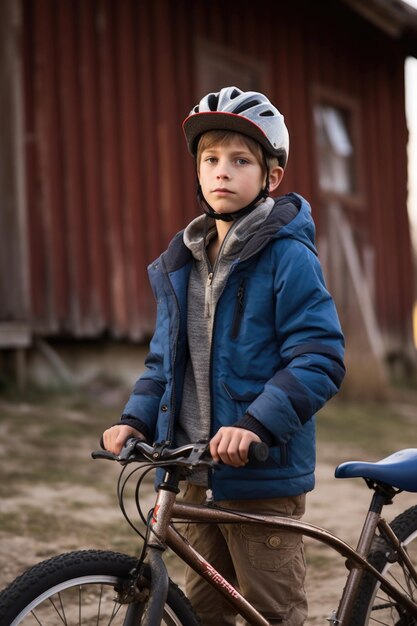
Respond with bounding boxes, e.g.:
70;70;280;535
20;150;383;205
231;279;245;339
206;272;213;317
208;268;237;497
203;227;235;318
160;256;180;445
208;308;216;495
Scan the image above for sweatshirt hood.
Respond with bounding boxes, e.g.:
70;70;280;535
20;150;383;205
183;197;275;262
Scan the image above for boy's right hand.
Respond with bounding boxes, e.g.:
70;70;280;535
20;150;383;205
102;425;146;456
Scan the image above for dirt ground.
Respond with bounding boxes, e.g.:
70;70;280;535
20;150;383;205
1;388;417;624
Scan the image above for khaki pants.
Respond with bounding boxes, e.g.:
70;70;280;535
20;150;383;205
180;484;308;626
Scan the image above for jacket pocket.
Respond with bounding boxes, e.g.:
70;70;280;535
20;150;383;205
222;381;257;421
231;280;245;339
222;381;289;468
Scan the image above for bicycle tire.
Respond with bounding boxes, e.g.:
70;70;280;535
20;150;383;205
0;549;200;625
349;504;417;626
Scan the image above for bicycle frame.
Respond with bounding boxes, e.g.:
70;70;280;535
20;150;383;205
144;479;417;626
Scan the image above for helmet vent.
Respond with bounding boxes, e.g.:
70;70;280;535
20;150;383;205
184;87;289;164
207;94;219;111
233;99;260;115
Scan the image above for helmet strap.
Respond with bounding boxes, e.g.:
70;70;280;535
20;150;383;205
197;184;269;221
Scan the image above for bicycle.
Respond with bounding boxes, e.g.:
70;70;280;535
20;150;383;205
1;439;417;625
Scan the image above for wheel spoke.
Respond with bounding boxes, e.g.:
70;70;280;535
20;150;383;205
109;600;124;624
49;593;68;624
29;612;42;625
96;584;103;626
367;616;391;625
386;566;417;600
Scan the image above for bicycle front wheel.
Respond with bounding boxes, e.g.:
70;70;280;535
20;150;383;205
0;549;199;626
350;505;417;626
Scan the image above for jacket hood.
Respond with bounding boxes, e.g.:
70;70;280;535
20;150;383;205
237;192;317;262
160;192;316;275
275;193;317;251
182;193;316;266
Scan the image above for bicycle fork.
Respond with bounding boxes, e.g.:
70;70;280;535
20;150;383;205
133;471;182;626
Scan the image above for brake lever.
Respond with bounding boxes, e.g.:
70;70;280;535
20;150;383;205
185;441;212;466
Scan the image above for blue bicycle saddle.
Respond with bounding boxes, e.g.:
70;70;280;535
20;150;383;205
335;449;417;492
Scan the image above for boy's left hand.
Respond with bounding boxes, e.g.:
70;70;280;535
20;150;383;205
210;427;261;467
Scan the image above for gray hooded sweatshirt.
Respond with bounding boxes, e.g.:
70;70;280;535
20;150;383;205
175;198;275;484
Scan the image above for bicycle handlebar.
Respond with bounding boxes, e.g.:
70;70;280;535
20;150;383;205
92;438;269;466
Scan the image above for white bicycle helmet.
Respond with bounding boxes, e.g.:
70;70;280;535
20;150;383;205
183;86;289;168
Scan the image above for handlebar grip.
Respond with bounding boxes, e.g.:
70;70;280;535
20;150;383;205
92;449;117;461
92;436;145;463
248;441;269;462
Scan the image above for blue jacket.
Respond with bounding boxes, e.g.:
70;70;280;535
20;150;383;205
123;193;345;500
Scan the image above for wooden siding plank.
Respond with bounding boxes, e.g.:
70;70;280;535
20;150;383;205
97;0;128;336
136;0;160;266
262;6;294;195
375;58;400;332
58;0;89;335
366;58;386;328
396;76;414;332
35;0;69;331
281;10;313;200
78;0;110;333
171;0;198;227
153;0;185;245
118;0;148;338
22;0;44;321
0;0;30;324
389;56;414;344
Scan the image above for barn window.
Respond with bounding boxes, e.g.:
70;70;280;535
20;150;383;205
314;103;357;196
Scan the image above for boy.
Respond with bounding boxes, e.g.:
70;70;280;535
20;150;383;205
102;86;345;625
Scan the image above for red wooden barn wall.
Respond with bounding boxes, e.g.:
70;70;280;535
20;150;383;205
20;0;414;349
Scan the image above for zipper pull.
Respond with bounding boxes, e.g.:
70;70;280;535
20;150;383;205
237;284;244;309
205;272;213;318
231;281;245;339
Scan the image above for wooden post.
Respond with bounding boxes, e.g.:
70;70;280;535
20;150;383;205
0;0;31;389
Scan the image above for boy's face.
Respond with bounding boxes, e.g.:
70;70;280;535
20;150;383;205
198;136;265;217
